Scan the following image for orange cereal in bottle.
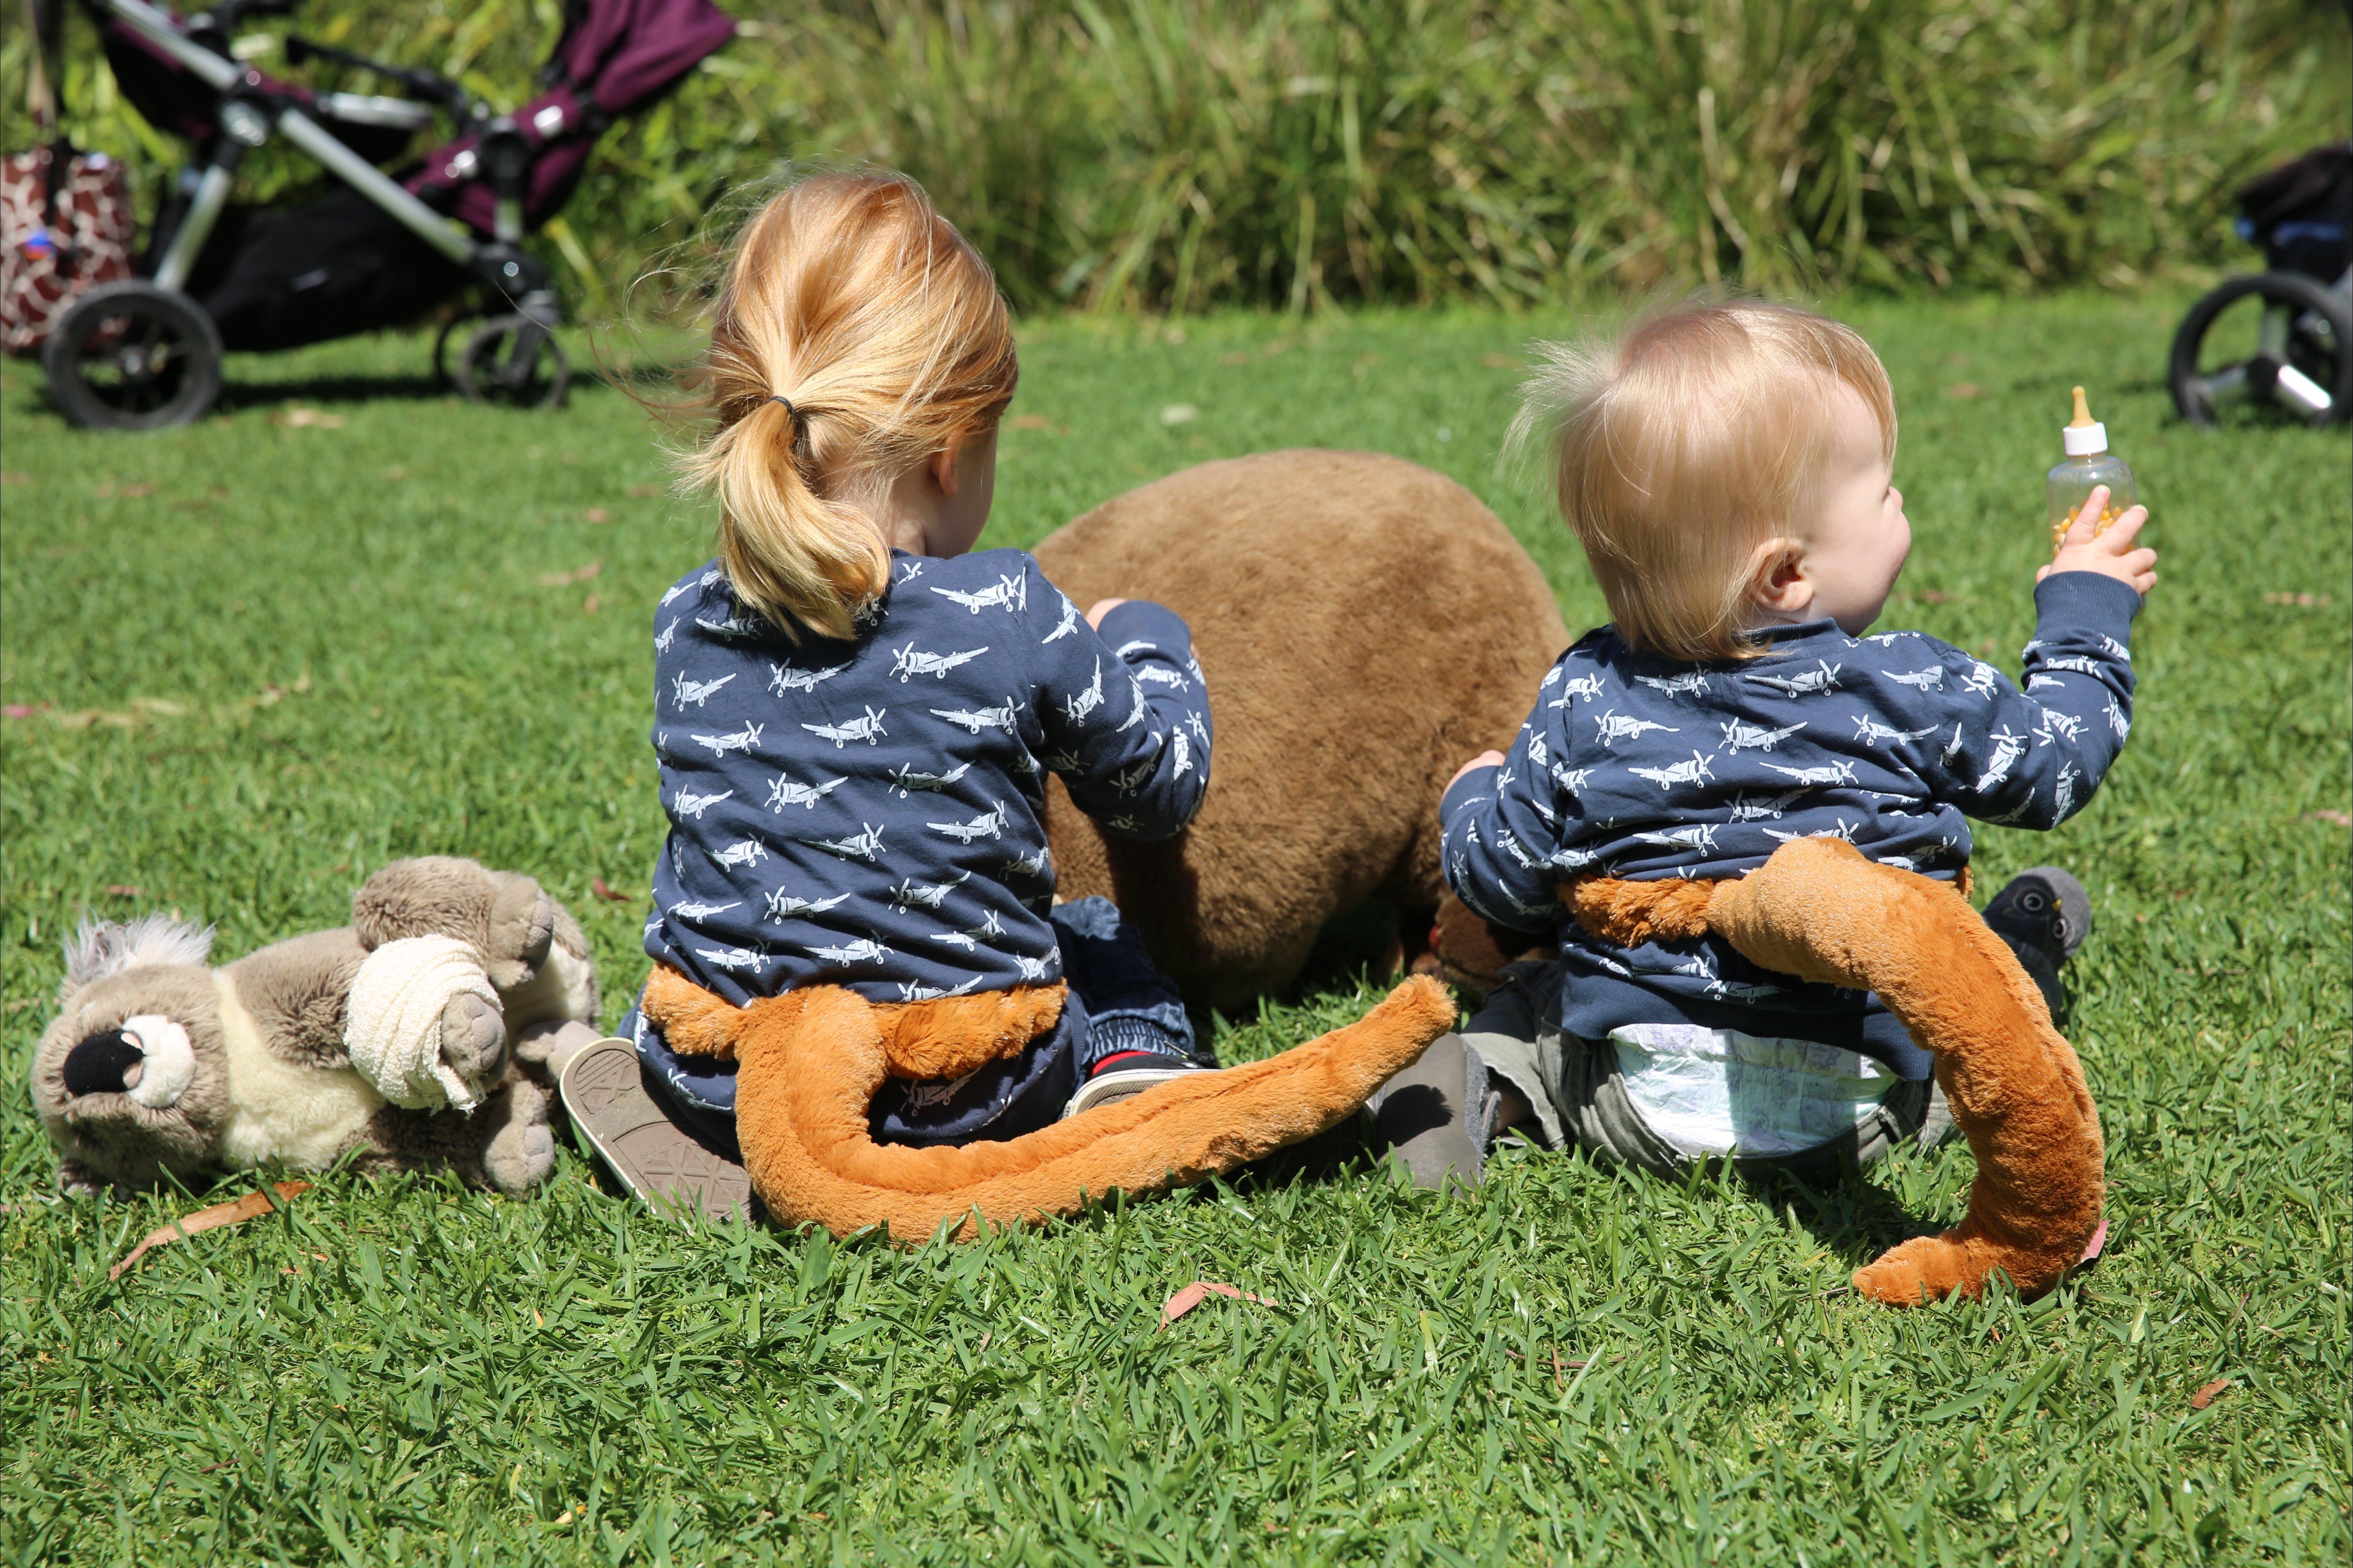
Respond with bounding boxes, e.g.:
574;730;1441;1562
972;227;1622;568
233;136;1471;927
2046;385;2136;553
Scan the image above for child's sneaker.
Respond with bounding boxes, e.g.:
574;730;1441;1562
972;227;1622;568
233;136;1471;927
1366;1032;1497;1194
1061;1050;1214;1118
1980;866;2092;1018
1982;866;2092;959
559;1038;754;1223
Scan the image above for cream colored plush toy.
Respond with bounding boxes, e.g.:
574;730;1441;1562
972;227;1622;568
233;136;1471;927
31;857;599;1196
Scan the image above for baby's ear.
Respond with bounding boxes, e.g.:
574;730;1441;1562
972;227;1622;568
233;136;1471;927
60;914;215;1001
1744;537;1810;612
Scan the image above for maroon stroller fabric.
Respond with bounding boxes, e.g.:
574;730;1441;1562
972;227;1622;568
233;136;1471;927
406;0;737;236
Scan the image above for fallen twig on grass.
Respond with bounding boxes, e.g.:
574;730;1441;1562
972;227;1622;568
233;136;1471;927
1504;1348;1619;1388
109;1180;310;1280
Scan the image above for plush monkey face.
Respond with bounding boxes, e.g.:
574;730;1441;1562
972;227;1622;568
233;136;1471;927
32;919;232;1191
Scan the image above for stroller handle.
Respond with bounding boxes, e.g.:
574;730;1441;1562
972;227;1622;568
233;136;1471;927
104;0;238;90
194;0;298;35
285;34;470;116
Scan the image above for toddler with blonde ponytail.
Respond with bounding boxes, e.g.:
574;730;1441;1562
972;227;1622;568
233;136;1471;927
566;173;1221;1215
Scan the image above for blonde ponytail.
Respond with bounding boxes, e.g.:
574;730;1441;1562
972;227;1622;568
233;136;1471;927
677;172;1019;642
704;395;887;642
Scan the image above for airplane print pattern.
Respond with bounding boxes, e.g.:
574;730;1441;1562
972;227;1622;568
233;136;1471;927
644;549;1212;1011
1440;572;2140;1073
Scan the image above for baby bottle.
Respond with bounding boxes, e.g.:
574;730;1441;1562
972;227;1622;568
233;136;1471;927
2046;385;2135;552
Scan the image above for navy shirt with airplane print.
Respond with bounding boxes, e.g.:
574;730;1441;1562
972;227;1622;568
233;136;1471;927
644;548;1211;1011
1441;571;2141;1077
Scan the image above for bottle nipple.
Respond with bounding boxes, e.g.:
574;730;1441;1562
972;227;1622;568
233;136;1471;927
2061;386;2108;457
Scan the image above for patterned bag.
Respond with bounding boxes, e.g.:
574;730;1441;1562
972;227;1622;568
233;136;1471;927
1;140;136;357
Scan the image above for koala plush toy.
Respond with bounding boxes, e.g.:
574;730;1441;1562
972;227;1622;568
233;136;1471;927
32;857;600;1197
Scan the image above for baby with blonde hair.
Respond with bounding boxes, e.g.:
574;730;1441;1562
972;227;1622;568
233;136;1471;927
1374;296;2155;1192
565;173;1218;1215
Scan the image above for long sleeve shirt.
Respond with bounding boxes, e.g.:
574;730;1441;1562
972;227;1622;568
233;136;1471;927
643;548;1211;1009
1441;572;2142;1076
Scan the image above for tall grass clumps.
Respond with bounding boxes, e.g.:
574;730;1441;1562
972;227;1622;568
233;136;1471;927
5;0;2347;311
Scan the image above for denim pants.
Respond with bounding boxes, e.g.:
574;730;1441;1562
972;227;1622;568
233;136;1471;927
624;896;1199;1151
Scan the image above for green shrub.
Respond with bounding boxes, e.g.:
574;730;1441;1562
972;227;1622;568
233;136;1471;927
6;0;2346;314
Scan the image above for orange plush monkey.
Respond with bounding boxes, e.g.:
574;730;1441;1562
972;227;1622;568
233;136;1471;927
1564;838;2104;1305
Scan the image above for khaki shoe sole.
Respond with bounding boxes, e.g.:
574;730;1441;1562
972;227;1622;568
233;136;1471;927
559;1038;754;1224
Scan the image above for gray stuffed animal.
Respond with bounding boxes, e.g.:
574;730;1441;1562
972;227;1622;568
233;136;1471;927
31;857;600;1196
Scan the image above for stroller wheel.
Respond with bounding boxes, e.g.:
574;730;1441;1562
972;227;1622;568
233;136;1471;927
452;314;571;410
40;283;225;432
2169;271;2351;429
431;316;466;390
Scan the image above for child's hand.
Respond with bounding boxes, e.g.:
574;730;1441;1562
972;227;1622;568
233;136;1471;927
1085;598;1130;628
1447;751;1507;793
2041;486;2156;595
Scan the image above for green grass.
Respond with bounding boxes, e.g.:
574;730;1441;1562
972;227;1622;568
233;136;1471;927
2;294;2348;1564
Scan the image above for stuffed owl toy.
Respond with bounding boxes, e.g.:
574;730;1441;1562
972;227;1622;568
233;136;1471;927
31;857;600;1196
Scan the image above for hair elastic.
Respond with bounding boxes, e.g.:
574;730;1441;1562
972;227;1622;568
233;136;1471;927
769;394;796;425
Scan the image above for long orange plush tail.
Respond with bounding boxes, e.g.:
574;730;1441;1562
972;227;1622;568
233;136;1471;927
1567;836;2103;1306
642;967;1456;1241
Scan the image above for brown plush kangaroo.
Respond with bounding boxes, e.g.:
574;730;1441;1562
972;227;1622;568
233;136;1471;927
1035;448;1570;1009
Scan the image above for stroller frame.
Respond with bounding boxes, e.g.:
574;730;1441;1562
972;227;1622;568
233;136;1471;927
2167;141;2353;429
39;0;587;428
111;0;514;289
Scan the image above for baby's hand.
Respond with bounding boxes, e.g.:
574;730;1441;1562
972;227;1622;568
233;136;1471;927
1085;598;1130;629
2041;486;2156;595
1447;750;1507;793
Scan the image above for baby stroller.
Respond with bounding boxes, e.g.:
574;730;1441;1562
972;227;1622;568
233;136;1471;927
33;0;733;429
2168;141;2352;428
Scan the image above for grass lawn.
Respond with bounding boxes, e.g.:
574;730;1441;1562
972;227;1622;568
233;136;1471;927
2;294;2347;1566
